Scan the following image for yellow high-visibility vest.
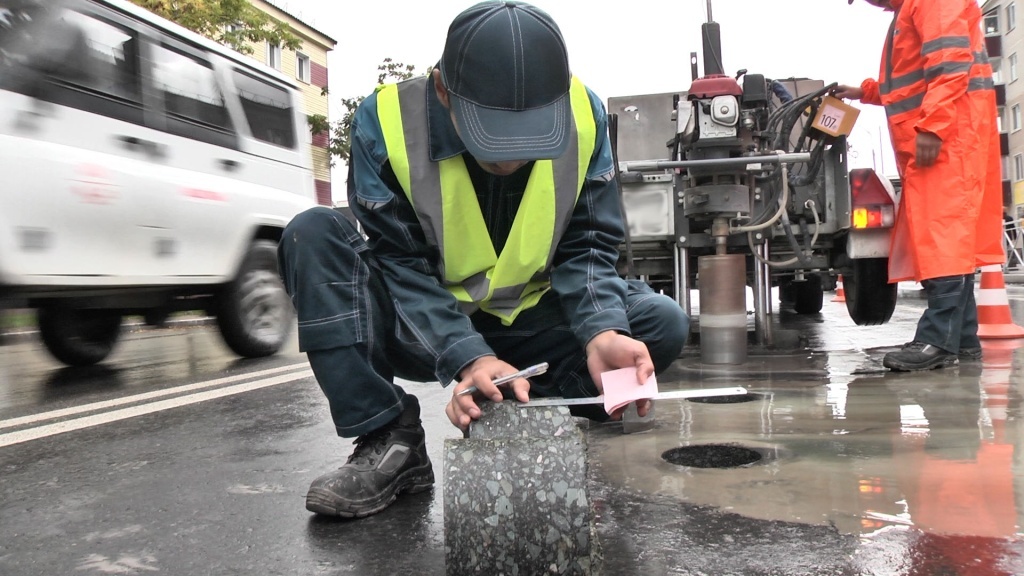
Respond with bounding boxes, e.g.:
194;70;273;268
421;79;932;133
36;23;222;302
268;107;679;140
377;76;597;324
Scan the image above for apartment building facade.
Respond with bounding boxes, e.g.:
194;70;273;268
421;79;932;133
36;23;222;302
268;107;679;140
242;0;337;206
982;0;1020;219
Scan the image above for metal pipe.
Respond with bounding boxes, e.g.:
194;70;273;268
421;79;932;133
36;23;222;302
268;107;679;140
706;0;713;22
753;241;772;346
619;152;812;173
698;254;747;365
674;245;691;318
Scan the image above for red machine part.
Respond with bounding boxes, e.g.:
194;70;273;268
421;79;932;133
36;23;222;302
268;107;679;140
687;74;743;100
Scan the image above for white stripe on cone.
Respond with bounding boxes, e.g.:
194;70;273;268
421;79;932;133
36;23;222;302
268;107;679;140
978;288;1011;307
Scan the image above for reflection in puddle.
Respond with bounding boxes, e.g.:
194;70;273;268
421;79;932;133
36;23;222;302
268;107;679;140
589;340;1024;551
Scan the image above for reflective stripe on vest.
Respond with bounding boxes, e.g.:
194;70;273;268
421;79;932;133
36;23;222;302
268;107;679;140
377;75;597;324
880;14;994;119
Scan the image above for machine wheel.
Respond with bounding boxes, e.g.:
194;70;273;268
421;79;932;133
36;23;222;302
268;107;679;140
791;274;824;314
37;306;122;366
215;240;294;358
844;258;897;326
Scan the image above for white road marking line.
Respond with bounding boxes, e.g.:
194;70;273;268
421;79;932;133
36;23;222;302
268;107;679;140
0;369;313;448
0;362;310;431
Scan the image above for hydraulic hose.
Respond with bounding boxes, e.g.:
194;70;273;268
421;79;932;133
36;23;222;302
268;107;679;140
747;199;822;268
780;210;813;267
731;156;790;234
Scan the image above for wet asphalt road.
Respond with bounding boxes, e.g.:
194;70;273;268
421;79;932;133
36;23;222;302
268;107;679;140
3;287;1024;575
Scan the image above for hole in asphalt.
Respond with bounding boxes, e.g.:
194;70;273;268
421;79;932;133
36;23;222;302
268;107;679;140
687;392;764;404
662;444;763;468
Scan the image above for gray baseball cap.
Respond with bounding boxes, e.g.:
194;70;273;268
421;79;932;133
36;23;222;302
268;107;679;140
439;1;572;162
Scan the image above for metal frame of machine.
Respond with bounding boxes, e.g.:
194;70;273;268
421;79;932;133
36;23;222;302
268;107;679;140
609;1;899;364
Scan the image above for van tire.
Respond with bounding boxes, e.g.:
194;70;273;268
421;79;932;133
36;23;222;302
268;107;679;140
37;306;122;366
216;240;293;358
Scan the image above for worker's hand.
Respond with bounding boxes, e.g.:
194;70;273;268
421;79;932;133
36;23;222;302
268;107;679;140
830;85;864;101
446;356;531;432
585;330;654;419
915;131;942;168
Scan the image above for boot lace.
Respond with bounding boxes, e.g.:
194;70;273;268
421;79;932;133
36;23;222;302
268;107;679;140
347;427;392;466
901;341;928;352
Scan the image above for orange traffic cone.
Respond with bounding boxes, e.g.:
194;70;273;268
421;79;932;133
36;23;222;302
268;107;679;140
977;265;1024;339
832;275;846;303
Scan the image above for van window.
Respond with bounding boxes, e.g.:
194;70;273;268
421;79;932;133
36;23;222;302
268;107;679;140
231;69;296;149
1;3;54;84
151;43;235;148
70;11;140;102
0;4;143;124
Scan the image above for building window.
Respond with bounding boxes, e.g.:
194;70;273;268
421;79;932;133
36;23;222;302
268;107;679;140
986;9;1000;35
998;106;1006;132
1013;53;1019;82
266;43;281;70
1015;154;1024;181
296;52;310;83
1009;3;1017;31
1014;104;1022;131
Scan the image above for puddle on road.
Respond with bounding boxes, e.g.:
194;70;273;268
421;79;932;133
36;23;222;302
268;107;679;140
589;340;1024;544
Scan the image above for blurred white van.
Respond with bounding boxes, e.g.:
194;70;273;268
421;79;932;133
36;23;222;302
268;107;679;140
0;0;316;365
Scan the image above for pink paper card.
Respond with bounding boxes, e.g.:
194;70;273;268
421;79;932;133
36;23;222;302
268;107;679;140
601;367;658;415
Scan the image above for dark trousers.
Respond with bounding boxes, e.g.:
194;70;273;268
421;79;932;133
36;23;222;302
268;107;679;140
278;207;690;437
913;274;979;353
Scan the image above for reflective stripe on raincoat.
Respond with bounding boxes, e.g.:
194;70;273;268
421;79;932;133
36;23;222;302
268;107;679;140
859;0;1003;282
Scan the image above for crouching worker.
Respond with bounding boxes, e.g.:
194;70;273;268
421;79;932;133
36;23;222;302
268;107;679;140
277;0;689;519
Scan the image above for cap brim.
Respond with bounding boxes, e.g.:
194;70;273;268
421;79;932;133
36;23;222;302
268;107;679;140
449;91;571;163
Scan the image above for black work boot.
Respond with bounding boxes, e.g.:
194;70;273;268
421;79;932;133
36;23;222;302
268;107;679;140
305;396;434;518
958;346;983;361
883;341;958;372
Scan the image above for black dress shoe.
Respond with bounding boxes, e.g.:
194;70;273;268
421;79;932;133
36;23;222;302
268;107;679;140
883;341;958;371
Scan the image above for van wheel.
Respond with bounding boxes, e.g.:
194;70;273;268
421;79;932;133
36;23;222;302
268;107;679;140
216;240;293;358
845;258;897;326
37;306;122;366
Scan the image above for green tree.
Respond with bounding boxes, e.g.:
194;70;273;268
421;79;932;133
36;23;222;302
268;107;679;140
128;0;300;55
313;58;424;166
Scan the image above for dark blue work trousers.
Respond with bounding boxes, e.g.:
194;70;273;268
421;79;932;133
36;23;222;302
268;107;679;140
913;274;980;353
278;207;690;437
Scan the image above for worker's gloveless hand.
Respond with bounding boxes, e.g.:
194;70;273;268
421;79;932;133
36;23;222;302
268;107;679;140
915;131;942;168
446;355;531;432
585;330;654;420
830;85;864;101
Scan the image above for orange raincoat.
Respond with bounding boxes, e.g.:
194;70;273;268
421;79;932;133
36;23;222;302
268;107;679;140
859;0;1003;283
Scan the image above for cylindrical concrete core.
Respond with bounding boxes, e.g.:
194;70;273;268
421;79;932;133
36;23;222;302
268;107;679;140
698;254;747;364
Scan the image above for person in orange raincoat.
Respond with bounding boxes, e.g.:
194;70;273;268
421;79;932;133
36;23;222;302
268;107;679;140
835;0;1004;371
